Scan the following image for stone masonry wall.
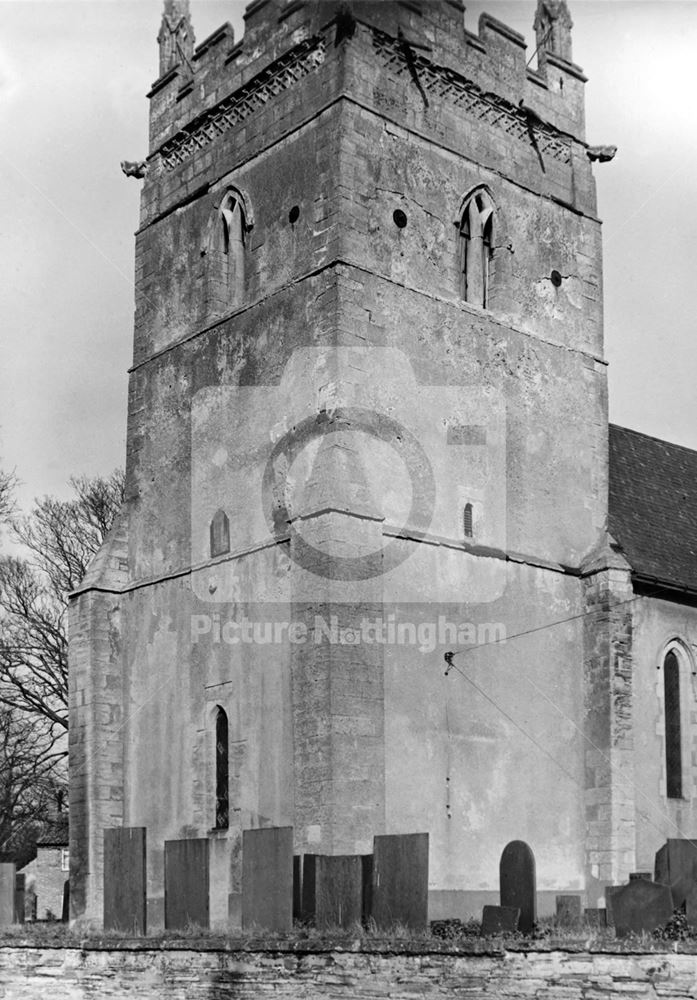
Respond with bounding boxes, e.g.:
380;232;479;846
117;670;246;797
1;944;697;999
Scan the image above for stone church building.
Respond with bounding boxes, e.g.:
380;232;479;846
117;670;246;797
68;0;697;925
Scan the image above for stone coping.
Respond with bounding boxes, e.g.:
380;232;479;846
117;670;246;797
0;936;695;956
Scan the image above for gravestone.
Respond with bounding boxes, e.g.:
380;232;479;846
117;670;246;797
555;894;581;928
241;827;293;932
104;828;147;934
654;839;697;908
0;864;15;926
164;838;209;930
293;855;302;921
362;854;373;925
14;873;24;924
610;880;673;937
604;885;622;926
499;841;536;934
481;904;520;936
371;833;429;931
302;854;364;929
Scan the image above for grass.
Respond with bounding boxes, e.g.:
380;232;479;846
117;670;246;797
1;912;696;953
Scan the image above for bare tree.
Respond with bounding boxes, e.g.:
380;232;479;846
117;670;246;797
0;708;65;867
0;471;125;744
0;469;17;525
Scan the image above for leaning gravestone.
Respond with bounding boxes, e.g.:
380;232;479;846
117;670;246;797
654;839;697;908
481;904;519;936
371;833;429;931
302;854;364;929
242;827;293;932
500;841;536;934
104;827;147;934
555;894;581;928
610;879;673;937
0;864;15;927
164;838;210;930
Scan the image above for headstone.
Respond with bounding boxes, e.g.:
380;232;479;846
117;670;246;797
302;854;364;929
555;894;582;927
654;839;697;908
584;907;607;927
499;841;536;934
610;879;673;937
61;881;70;923
0;864;15;926
604;885;622;926
241;827;293;932
371;833;429;931
14;873;24;924
104;827;147;934
164;838;209;930
362;854;373;925
481;904;520;936
293;855;302;922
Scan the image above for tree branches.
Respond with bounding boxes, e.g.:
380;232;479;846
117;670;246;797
0;470;125;739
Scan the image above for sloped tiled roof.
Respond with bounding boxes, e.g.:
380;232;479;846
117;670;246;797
609;424;697;593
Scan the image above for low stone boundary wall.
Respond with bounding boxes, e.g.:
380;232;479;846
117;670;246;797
0;942;696;998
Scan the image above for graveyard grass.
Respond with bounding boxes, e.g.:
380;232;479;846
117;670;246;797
4;916;697;953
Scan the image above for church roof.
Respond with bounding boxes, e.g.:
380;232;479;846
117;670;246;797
609;423;697;593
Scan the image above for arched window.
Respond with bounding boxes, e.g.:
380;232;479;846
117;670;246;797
205;190;247;316
463;503;473;538
664;649;682;799
210;509;230;558
215;707;229;829
459;189;495;308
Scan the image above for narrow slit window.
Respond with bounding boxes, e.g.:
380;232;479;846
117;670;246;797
210;509;230;558
664;650;682;799
215;707;229;829
463;503;473;538
459;189;495;309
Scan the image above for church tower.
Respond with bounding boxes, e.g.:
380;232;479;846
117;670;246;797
70;0;615;925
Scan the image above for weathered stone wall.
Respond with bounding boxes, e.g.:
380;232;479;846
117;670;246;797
1;943;697;999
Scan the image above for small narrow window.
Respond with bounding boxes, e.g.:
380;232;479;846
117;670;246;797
459;189;495;309
664;650;682;799
215;707;229;829
463;503;473;538
210;509;230;558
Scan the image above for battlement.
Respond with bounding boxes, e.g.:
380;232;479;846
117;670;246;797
147;0;587;165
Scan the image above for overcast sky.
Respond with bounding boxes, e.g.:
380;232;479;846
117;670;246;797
0;0;696;513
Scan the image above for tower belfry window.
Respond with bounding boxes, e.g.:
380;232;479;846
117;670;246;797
459;189;495;309
219;194;246;302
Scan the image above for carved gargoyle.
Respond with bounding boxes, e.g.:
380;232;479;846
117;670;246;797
120;160;148;179
586;145;618;163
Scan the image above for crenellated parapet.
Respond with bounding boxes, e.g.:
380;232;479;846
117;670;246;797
146;0;589;175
